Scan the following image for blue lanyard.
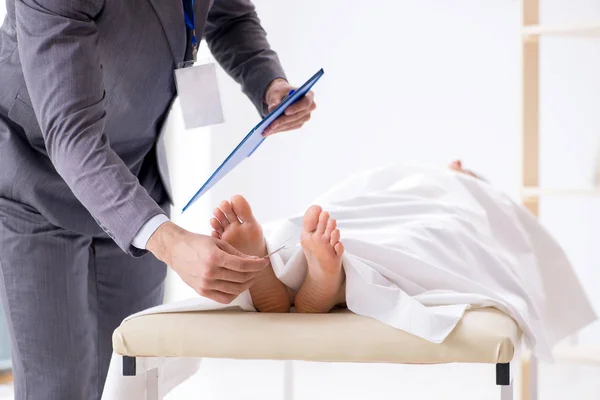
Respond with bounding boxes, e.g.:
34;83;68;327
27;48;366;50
182;0;197;61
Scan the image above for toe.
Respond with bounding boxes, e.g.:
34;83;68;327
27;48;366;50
219;200;239;224
211;231;221;239
231;195;256;224
325;218;337;236
210;217;224;234
330;229;340;246
302;205;322;232
316;211;330;235
214;207;229;227
334;241;345;256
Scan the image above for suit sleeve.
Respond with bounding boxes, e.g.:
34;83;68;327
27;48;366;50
15;0;166;256
204;0;287;116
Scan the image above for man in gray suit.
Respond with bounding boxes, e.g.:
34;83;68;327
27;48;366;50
0;0;316;398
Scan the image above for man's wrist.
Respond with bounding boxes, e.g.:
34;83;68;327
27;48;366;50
146;221;185;264
132;214;170;250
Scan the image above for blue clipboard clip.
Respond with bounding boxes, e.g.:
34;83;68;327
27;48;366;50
181;68;325;213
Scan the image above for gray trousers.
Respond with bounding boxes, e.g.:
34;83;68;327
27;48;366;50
0;197;167;400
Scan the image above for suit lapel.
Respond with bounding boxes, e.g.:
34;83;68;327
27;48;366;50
147;0;187;63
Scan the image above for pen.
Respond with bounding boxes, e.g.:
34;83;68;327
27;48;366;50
281;89;295;102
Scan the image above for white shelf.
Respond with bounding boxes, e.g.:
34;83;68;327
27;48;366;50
522;23;600;40
521;187;600;198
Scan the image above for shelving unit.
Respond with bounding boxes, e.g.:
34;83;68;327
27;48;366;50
519;0;600;399
521;187;600;198
522;23;600;40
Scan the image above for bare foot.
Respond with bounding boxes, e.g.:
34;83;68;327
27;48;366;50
294;206;345;313
210;195;290;313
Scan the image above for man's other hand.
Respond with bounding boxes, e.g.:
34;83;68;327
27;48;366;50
263;78;316;137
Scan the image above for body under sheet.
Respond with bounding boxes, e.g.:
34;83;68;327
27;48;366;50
266;164;596;359
102;164;597;398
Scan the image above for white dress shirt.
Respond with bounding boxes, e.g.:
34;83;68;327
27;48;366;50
131;214;170;249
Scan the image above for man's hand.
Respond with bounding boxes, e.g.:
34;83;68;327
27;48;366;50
263;78;316;137
147;222;269;304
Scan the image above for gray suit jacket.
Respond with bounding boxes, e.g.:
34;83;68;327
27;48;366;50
0;0;285;255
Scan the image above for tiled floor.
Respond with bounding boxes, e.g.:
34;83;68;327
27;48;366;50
0;360;598;399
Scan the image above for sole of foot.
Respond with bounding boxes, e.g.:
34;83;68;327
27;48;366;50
295;205;345;313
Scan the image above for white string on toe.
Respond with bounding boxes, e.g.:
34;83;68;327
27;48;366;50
264;236;301;259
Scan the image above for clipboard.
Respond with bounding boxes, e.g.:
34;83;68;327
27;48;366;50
181;68;325;213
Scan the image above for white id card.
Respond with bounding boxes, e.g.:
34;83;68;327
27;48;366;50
174;60;225;129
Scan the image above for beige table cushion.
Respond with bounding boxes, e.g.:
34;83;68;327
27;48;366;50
113;307;519;364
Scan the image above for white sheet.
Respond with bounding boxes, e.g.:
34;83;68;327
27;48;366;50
102;163;597;399
246;164;594;357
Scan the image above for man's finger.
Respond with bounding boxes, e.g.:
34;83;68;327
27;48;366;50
276;122;305;133
284;101;316;122
267;95;287;113
270;114;312;134
221;253;269;273
284;91;314;116
213;267;258;283
197;289;236;304
212;279;255;295
215;238;246;257
272;121;307;134
215;239;269;272
270;109;311;131
263;106;312;137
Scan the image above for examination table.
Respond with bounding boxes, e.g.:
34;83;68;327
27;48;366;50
112;307;520;399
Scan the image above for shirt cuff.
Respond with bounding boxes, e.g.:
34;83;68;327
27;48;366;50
131;214;170;250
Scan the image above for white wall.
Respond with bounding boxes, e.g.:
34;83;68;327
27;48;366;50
199;0;523;219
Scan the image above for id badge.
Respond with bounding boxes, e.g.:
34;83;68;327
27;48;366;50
174;59;225;129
